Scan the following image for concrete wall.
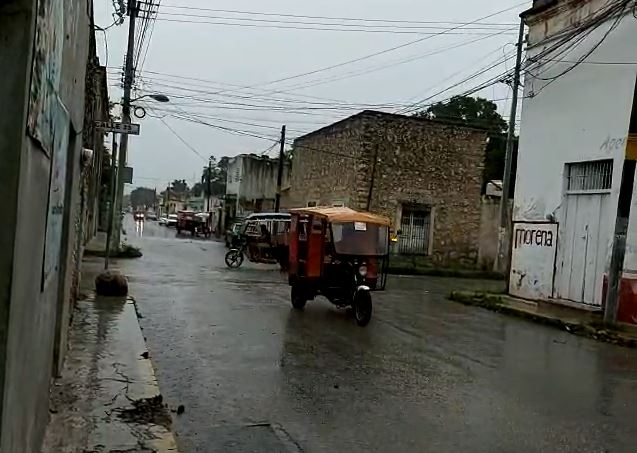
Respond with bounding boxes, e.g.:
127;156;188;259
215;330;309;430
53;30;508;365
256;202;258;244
478;198;511;270
290;111;488;267
0;0;92;451
513;1;637;303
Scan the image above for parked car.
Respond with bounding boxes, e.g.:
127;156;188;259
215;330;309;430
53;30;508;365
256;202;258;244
158;216;168;226
166;214;178;228
146;212;158;221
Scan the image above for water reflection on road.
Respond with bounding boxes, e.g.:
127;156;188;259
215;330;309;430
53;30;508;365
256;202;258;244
117;216;637;453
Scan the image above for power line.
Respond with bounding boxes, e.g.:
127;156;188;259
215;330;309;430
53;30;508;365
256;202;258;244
159;4;518;26
159;117;208;161
155;11;516;32
154;17;518;36
211;2;528;91
137;0;161;78
267;28;516;94
398;53;517;114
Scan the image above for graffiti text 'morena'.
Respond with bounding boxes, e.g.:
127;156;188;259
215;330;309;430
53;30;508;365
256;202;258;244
514;228;554;249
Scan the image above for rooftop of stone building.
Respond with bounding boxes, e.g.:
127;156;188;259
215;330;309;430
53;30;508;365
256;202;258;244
294;109;491;143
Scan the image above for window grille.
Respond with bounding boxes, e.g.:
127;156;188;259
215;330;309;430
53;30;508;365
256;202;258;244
566;160;612;192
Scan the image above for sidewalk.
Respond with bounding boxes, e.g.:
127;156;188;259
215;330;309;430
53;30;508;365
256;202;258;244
449;291;637;348
41;256;179;452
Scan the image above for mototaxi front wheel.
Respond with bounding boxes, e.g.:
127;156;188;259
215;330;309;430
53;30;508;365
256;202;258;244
353;290;372;327
225;249;244;268
290;284;307;310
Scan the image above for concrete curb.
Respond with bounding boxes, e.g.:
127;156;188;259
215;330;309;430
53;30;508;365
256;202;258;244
42;295;179;452
449;291;637;348
388;266;504;280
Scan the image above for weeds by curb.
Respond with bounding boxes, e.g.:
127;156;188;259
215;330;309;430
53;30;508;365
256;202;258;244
449;291;637;348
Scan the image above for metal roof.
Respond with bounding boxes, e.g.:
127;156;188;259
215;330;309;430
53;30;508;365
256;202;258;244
289;206;391;226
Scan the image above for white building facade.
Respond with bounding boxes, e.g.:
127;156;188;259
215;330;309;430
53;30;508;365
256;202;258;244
225;154;290;216
511;0;637;308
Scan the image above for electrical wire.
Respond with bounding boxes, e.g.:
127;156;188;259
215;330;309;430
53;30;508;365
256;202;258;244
196;2;528;97
398;54;518;114
525;0;632;97
159;4;518;26
267;28;516;94
154;14;517;35
159;117;208;161
137;0;161;79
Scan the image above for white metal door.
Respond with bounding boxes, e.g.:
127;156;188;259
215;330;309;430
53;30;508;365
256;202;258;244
556;160;613;306
556;193;610;305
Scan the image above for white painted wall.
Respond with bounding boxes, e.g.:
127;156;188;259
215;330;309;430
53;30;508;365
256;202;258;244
225;156;243;197
513;4;637;303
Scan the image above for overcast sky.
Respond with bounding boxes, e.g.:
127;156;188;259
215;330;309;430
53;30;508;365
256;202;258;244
95;0;530;191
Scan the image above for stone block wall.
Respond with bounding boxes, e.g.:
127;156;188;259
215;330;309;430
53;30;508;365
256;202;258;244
364;112;487;267
288;115;368;208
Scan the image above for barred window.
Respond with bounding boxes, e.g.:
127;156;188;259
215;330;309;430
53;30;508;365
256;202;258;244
566;160;612;192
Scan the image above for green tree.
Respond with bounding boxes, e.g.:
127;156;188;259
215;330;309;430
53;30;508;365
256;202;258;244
200;156;229;197
130;187;156;210
415;95;508;133
170;179;189;194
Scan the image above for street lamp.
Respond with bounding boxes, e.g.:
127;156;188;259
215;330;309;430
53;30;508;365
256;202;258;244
130;93;170;103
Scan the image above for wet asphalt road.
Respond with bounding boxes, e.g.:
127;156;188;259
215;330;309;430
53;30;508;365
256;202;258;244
120;217;637;453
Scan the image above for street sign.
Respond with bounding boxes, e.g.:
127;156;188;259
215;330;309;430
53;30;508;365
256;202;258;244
122;167;133;184
94;121;141;135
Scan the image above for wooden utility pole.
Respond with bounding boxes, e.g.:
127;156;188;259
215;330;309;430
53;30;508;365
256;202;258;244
496;18;525;283
206;157;212;212
275;125;286;213
104;134;119;269
604;78;637;324
113;0;137;248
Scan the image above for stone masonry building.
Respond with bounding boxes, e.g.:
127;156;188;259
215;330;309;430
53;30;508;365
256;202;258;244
288;110;488;267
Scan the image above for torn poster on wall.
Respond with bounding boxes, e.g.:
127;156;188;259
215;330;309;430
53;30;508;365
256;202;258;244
510;222;558;301
27;0;64;156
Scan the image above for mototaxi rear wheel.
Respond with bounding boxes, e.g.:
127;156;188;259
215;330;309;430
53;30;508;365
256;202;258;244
290;284;307;310
225;249;244;268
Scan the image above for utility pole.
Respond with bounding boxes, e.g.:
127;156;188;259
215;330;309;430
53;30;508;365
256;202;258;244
206;157;212;212
104;134;119;269
113;0;137;249
275;125;286;213
604;78;637;324
496;17;525;283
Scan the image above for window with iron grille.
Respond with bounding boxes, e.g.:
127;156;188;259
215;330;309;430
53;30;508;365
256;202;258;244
566;160;613;193
398;204;431;255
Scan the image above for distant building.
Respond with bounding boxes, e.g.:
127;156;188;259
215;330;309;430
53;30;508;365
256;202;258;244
510;0;637;315
288;110;489;267
160;192;189;215
225;154;290;219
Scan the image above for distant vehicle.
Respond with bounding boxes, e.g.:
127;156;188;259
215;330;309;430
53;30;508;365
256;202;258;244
176;210;195;235
133;211;145;221
146;212;158;221
166;214;178;228
158;216;168;226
